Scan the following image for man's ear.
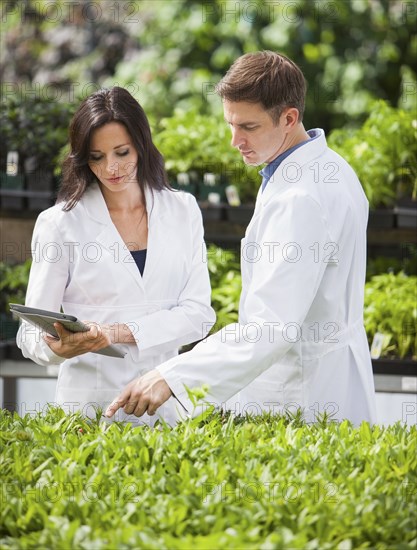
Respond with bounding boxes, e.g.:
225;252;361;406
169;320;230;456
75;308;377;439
283;107;300;129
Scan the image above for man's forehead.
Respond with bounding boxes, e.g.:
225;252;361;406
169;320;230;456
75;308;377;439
223;100;268;123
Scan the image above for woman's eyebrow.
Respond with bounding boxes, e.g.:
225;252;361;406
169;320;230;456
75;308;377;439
90;143;130;152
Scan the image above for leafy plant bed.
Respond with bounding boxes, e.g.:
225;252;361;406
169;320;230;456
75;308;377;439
328;101;417;209
364;272;416;359
0;408;416;549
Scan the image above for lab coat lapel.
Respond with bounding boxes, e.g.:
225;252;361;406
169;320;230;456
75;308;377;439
260;129;327;205
140;186;158;284
243;184;263;237
140;187;171;285
82;182;145;291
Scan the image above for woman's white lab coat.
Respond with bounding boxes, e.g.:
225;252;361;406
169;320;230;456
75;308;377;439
17;183;215;425
158;129;377;425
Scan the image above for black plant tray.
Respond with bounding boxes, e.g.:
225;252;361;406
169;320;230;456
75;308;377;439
225;205;255;225
394;206;417;229
368;209;396;229
372;357;417;376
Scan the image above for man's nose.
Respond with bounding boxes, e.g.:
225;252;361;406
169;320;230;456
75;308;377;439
230;127;245;149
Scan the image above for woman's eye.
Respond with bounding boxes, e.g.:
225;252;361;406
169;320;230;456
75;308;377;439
89;155;102;161
117;150;129;157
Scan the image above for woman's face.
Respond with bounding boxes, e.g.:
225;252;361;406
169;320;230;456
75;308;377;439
88;122;139;193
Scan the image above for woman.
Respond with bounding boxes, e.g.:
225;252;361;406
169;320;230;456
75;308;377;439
17;87;216;425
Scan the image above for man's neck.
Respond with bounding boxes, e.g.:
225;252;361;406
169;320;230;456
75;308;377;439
285;123;310;151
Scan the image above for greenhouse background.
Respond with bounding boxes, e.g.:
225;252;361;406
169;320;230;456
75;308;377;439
1;0;415;423
0;0;417;549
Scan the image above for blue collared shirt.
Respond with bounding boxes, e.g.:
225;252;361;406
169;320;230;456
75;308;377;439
259;129;321;191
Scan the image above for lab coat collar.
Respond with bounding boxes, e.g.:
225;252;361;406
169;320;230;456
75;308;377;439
81;182;157;292
81;181;155;225
260;128;327;205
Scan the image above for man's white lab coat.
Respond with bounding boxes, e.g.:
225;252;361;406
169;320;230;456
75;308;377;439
158;129;377;425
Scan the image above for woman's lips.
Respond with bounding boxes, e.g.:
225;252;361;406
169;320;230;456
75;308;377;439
107;175;123;184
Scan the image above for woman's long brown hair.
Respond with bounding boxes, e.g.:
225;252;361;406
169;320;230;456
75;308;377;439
58;87;170;210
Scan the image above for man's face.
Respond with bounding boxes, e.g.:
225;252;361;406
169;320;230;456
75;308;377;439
223;100;288;166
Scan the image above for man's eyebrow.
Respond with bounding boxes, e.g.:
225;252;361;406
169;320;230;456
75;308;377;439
224;119;259;127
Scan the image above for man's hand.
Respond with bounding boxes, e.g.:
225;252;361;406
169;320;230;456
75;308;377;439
105;370;172;418
43;322;113;359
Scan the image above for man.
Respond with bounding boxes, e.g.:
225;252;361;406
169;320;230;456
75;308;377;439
105;51;377;425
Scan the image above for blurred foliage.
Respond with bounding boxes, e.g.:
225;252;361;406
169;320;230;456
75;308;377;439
0;259;32;314
206;245;241;332
0;95;75;172
0;0;415;134
328;100;417;207
366;246;417;281
153;109;260;202
153;100;417;205
105;0;416;130
206;246;417;359
1;250;415;359
364;272;417;359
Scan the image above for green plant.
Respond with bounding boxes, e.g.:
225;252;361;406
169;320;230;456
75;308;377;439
0;96;74;174
106;0;416;134
0;260;31;340
328;101;417;207
154;109;259;202
0;407;416;548
364;272;417;359
206;246;241;332
366;247;417;280
206;245;240;286
0;260;31;314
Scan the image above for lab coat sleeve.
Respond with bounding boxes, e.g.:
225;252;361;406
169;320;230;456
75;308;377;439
16;211;68;366
129;197;216;354
157;193;330;413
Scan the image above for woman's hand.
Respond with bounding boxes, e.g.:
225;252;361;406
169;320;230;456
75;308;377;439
43;322;114;359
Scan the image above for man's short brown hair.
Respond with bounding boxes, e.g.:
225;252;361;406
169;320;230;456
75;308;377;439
216;51;307;123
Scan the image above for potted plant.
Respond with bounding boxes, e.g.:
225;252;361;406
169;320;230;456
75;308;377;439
328;101;417;229
0;96;74;210
0;260;31;359
0;149;25;210
395;152;417;228
154;109;259;222
364;271;417;376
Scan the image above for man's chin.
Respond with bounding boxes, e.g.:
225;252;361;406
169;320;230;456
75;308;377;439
242;155;261;166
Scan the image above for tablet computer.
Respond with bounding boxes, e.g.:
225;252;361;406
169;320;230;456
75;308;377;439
9;303;126;359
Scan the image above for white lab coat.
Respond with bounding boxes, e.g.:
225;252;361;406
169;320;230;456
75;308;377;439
158;130;377;425
17;183;215;425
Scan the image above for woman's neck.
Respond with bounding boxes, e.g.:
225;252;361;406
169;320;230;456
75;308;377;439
100;183;145;212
